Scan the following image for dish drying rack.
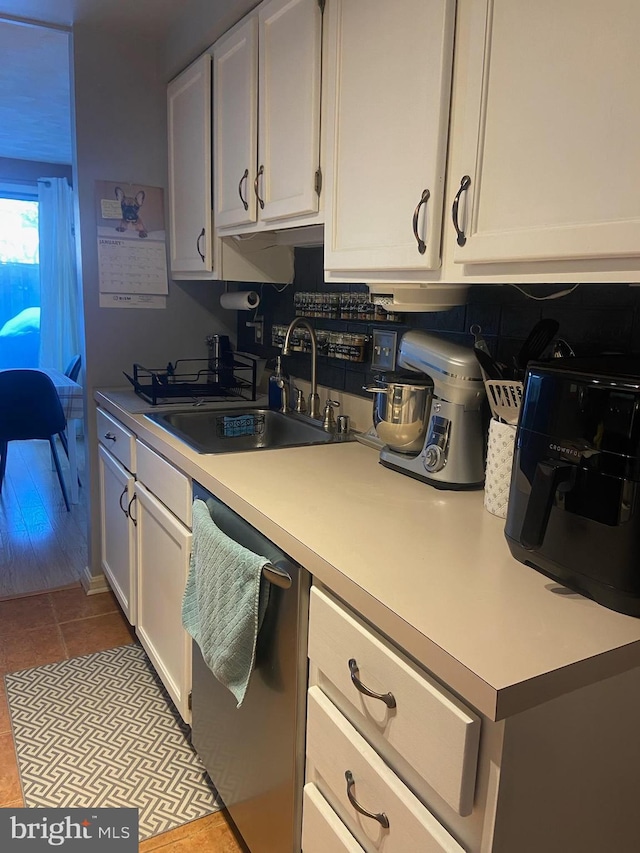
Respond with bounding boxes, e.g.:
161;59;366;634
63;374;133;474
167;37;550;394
124;355;257;406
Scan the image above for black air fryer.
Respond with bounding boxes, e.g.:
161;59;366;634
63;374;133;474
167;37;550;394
505;356;640;617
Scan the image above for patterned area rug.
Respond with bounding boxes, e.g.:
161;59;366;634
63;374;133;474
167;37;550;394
4;643;222;840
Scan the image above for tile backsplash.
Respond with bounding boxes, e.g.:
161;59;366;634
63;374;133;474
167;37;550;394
236;246;639;398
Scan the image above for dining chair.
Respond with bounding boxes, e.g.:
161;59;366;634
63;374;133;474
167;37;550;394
0;369;71;511
64;354;82;383
59;355;82;484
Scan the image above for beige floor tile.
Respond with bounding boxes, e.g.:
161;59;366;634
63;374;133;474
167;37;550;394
0;732;22;805
0;593;56;637
0;682;10;734
0;625;66;675
50;587;120;624
2;798;24;808
59;612;135;659
139;811;246;853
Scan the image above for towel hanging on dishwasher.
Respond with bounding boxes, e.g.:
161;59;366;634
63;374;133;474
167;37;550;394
182;498;271;707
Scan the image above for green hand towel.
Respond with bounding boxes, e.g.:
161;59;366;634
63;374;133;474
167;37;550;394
182;499;270;707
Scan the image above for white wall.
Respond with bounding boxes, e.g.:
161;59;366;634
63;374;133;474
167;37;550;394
71;21;235;580
163;0;260;79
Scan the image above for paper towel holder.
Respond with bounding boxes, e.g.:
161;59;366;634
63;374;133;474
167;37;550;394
220;290;261;311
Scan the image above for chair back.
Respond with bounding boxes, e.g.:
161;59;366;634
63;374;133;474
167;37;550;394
0;369;67;441
64;355;82;383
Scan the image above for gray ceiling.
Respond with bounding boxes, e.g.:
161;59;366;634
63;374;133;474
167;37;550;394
0;0;190;166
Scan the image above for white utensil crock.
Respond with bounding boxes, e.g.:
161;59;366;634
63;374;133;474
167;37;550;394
484;418;516;518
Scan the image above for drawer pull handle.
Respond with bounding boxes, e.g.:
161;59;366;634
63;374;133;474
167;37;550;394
348;658;396;709
452;175;471;247
196;227;206;262
104;432;117;442
127;493;138;527
238;168;249;211
254;165;265;210
118;486;129;517
345;770;390;829
411;188;430;255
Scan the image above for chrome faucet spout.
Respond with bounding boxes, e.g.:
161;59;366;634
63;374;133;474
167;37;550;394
282;317;321;419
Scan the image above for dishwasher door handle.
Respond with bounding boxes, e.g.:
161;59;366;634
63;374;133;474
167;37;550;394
263;563;292;590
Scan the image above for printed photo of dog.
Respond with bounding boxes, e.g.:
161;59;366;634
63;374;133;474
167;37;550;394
115;187;148;238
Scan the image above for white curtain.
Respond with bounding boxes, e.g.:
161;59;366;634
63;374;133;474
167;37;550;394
37;177;81;371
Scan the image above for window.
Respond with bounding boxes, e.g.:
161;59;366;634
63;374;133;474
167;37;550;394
0;193;40;368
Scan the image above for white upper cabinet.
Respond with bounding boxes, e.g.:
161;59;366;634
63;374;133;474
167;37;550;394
258;0;322;222
213;0;323;235
453;0;640;266
167;50;294;283
214;17;258;230
323;0;456;273
167;54;215;275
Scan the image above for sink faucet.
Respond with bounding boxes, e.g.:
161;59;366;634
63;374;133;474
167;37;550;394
282;317;321;419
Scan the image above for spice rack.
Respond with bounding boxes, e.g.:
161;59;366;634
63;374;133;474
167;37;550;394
272;324;369;364
294;291;403;322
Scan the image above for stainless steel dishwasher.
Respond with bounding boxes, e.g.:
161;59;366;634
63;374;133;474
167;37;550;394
190;482;310;853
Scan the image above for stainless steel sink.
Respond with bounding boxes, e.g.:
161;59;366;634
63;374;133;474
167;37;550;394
145;407;353;454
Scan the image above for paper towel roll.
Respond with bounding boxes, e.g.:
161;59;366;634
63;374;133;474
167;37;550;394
220;291;260;310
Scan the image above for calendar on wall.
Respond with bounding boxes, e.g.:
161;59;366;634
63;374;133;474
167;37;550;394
95;180;169;308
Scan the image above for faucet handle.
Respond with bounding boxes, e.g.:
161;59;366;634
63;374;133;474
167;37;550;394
322;399;340;432
293;387;306;414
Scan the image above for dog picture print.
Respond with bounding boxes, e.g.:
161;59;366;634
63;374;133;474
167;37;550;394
115;187;147;238
96;181;165;242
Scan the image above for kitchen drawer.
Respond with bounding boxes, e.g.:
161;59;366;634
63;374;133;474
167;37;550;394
135;440;191;526
302;783;364;853
308;587;480;816
97;408;136;472
306;686;465;853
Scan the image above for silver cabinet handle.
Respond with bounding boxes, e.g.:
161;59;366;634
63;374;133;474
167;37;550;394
196;227;206;262
118;486;129;517
412;188;430;255
452;175;471;247
238;169;249;211
348;658;396;708
345;771;390;829
262;563;292;590
127;493;137;526
104;432;117;442
254;165;265;210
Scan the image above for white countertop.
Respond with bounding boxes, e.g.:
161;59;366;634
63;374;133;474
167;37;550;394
96;388;640;721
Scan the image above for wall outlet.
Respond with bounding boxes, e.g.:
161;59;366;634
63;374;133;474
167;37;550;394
246;316;264;343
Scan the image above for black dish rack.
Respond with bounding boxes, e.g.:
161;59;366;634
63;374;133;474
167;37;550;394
124;355;257;406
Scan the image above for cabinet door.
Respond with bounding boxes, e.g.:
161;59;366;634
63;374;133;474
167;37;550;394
214;16;258;229
98;445;136;624
135;481;192;722
167;54;215;274
324;0;455;272
453;0;640;265
258;0;322;222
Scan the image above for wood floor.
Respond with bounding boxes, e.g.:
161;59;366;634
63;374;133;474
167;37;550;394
0;437;88;598
0;442;247;851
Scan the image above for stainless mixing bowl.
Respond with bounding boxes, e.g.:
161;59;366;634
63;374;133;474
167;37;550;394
364;377;433;453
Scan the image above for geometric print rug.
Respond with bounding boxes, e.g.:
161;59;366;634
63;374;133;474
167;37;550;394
4;643;222;840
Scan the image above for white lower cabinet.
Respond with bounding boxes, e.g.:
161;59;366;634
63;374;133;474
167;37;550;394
306;686;465;853
98;445;136;623
305;586;473;852
302;784;364;853
97;408;137;624
305;586;640;853
133;442;193;723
